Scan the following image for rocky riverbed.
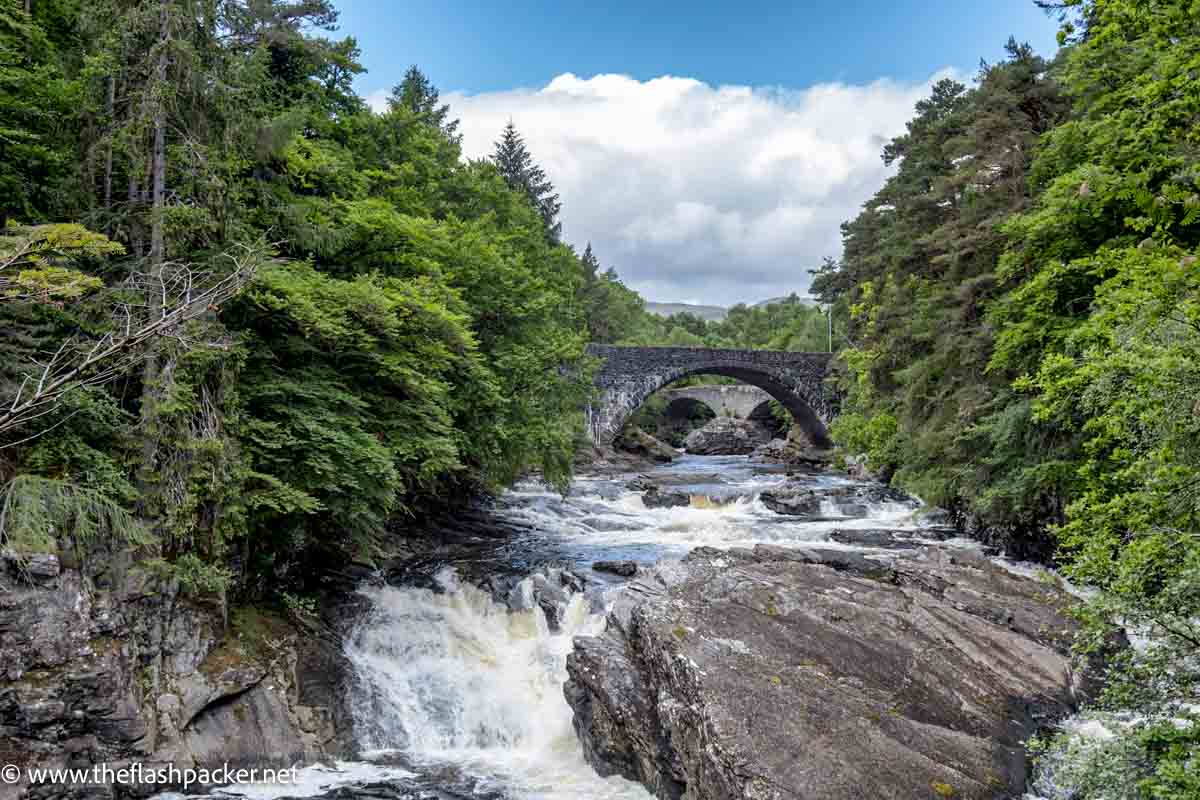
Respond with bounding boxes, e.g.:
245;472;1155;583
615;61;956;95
1;454;1099;800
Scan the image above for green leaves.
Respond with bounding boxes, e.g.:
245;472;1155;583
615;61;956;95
233;262;485;550
819;4;1200;789
0;223;119;302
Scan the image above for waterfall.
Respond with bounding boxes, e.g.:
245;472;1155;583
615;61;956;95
343;568;648;800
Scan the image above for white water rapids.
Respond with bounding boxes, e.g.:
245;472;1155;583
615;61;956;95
208;454;1064;800
343;571;641;799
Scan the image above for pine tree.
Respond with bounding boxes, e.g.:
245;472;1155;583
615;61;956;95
581;242;600;279
388;65;459;141
492;121;562;241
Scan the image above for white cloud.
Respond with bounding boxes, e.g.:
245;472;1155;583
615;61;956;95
371;70;956;305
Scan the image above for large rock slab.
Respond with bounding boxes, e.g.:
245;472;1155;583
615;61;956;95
0;550;348;800
752;426;832;470
564;545;1092;800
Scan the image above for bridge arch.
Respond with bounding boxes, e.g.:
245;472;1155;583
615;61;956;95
662;395;718;422
656;384;773;420
586;345;837;448
746;398;789;438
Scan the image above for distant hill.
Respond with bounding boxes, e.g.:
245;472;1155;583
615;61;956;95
645;302;728;321
751;295;817;308
646;296;816;321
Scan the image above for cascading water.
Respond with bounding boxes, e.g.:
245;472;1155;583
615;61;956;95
343;569;644;799
214;454;998;799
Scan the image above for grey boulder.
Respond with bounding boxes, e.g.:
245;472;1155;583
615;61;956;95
565;545;1095;800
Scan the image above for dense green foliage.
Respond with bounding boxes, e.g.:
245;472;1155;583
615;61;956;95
493;121;562;241
620;293;832;352
0;0;618;595
814;2;1200;792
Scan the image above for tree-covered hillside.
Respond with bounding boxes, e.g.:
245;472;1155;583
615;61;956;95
0;0;650;598
814;2;1199;792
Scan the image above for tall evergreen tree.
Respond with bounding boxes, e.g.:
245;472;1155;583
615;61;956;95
492;120;561;240
580;242;600;278
0;0;80;224
388;64;459;141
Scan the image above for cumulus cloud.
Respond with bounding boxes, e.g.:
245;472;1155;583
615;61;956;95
368;71;954;305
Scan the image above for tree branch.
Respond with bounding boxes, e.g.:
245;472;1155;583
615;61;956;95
0;240;270;443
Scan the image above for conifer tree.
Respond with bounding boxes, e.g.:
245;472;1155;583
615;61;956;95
388;65;459;141
580;242;600;279
492;121;562;240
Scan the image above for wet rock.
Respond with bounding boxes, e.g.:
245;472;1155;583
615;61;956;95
565;544;1095;800
581;517;639;532
626;475;656;492
752;437;794;460
0;550;350;800
758;484;821;516
531;574;569;630
744;543;894;577
918;506;955;528
759;480;919;519
576;443;673;475
504;579;535;613
614;427;679;463
752;433;831;470
174;661;267;728
684;417;772;455
559;569;586;593
826;482;918;506
828;528;919;550
592;560;639;577
640;486;691;509
917;524;961;542
844;453;895;484
958;511;1055;562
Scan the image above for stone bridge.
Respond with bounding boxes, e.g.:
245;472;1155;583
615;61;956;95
586;344;837;447
656;384;774;420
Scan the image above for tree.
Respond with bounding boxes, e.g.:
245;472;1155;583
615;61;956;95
813;43;1069;555
0;223;116;302
576;242;644;343
0;237;265;441
812;4;1200;789
0;0;81;224
492;120;562;240
388;64;459;141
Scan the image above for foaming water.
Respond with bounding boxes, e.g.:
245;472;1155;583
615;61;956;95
312;455;944;799
494;455;925;563
344;568;647;800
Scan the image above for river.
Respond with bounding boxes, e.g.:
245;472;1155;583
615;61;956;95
200;454;983;800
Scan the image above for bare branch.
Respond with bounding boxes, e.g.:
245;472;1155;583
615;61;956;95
0;240;271;444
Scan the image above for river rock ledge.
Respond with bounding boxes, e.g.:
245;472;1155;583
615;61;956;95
564;545;1093;800
0;550;355;800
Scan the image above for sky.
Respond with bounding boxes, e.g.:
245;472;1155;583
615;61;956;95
335;1;1061;306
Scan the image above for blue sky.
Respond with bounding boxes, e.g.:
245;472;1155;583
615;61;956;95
338;0;1058;97
333;1;1062;306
